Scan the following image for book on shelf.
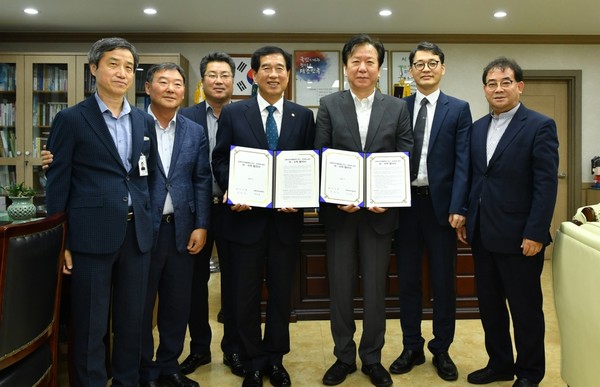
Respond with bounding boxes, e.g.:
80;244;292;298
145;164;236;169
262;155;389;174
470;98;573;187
0;128;12;157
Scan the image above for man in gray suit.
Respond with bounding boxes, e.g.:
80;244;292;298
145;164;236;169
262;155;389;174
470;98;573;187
45;37;156;387
139;63;212;387
315;34;413;387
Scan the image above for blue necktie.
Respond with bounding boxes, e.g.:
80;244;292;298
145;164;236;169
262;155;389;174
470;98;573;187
265;105;278;150
411;97;428;181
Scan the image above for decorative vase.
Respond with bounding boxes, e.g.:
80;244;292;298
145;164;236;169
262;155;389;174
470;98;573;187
7;196;37;221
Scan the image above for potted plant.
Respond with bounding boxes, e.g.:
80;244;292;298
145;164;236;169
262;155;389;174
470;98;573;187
3;182;37;221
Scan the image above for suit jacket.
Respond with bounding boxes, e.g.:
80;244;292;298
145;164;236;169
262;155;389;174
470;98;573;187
465;103;559;254
314;89;413;235
211;97;315;245
148;114;212;253
46;95;156;254
179;102;209;148
404;92;472;225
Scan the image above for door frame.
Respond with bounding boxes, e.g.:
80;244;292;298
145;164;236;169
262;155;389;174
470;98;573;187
523;70;582;217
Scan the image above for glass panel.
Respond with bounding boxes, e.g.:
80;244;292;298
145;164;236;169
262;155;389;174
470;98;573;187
83;63;96;98
0;62;17;159
135;64;151;110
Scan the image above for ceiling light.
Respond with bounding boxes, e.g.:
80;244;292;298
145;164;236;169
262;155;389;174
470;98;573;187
144;8;157;15
494;11;507;18
24;8;39;15
379;10;392;17
263;8;276;16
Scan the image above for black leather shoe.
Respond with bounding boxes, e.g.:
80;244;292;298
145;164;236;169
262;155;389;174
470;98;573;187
389;349;425;374
242;370;263;387
159;372;200;387
467;367;513;384
140;381;161;387
432;352;458;381
361;363;393;387
223;353;245;377
513;378;539;387
179;352;211;375
264;364;291;387
322;360;357;386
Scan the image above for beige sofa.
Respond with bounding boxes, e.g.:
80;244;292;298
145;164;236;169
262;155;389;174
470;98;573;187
552;219;600;386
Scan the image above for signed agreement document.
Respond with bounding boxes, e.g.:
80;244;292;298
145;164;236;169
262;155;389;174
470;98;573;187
227;146;319;208
320;148;410;207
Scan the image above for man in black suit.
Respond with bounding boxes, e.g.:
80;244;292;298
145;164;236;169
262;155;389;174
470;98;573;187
139;63;212;387
314;34;413;387
178;52;245;377
45;37;156;387
211;46;315;387
458;57;558;387
390;42;472;381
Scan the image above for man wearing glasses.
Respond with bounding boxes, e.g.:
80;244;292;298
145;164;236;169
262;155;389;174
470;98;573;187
458;57;558;387
390;42;471;382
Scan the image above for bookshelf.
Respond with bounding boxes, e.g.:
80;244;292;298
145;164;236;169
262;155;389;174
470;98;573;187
0;55;24;191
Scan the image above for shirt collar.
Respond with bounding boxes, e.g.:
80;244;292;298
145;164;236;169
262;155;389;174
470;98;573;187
350;89;375;108
94;92;130;117
147;104;177;130
257;93;284;113
491;103;520;120
415;88;440;106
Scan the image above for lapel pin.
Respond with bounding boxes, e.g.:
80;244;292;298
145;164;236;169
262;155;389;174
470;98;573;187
291;113;295;117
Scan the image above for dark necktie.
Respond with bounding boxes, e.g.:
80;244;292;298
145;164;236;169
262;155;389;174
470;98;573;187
265;105;278;150
411;97;428;181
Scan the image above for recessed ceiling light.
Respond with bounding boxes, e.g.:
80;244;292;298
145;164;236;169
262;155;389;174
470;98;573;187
24;8;39;15
144;8;157;15
494;11;507;18
379;9;392;17
263;8;276;16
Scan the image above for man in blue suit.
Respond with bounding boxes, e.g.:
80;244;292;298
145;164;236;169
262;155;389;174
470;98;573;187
139;63;212;387
458;57;558;387
45;37;156;387
179;52;245;378
390;42;471;381
212;46;315;387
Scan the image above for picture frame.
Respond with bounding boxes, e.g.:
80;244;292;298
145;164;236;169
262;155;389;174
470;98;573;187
390;51;416;97
230;54;254;98
294;51;341;107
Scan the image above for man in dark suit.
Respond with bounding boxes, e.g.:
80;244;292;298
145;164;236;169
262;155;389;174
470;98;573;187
458;57;558;387
211;46;315;387
390;42;471;381
178;52;245;377
139;63;212;387
314;34;413;387
45;37;156;387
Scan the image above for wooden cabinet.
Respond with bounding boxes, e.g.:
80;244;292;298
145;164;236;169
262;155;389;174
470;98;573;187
0;52;188;197
284;216;479;321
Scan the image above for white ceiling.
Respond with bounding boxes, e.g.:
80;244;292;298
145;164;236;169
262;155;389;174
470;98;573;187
1;0;599;35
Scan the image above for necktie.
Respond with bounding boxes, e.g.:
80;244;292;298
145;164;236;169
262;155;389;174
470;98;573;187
265;105;278;150
411;97;428;181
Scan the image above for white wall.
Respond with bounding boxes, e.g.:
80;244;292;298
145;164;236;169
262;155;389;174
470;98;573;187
2;41;597;182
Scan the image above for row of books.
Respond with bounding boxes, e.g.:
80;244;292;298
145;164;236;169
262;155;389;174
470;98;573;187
32;101;68;127
32;64;68;92
0;102;15;127
0;165;16;190
0;128;16;158
0;64;16;92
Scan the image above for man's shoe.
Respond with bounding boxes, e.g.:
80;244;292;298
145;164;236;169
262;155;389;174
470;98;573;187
159;372;200;387
432;352;458;381
389;349;425;374
179;352;211;375
322;360;357;386
264;364;291;387
242;370;263;387
467;367;513;384
513;378;539;387
223;353;246;377
361;363;393;387
140;381;161;387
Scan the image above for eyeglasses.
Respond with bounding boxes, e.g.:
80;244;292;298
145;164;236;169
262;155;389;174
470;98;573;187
485;79;515;89
205;72;232;81
412;60;440;71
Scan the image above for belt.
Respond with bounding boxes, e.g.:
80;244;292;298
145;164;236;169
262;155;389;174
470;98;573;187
161;214;174;223
411;185;430;196
127;212;134;221
212;195;224;205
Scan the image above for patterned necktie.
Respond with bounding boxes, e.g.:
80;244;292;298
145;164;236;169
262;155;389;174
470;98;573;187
265;105;278;150
411;97;428;181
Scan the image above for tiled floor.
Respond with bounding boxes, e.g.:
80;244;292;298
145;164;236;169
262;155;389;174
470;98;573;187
59;260;563;386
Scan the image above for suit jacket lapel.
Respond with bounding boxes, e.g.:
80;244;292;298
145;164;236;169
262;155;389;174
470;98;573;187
429;92;449;150
168;118;186;177
130;108;145;172
278;100;295;148
340;91;362;150
364;91;385;150
488;105;527;167
81;96;125;170
243;98;269;149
